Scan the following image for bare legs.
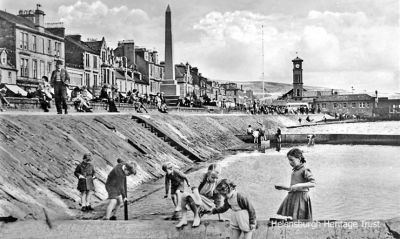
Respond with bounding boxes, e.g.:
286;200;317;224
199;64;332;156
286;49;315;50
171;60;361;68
243;231;254;239
231;229;253;239
176;193;201;228
173;191;182;212
176;196;188;227
105;197;122;219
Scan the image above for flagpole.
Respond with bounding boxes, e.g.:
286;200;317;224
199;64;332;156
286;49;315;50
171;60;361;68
262;25;265;99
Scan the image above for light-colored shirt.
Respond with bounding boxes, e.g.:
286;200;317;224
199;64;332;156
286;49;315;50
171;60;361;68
55;70;61;81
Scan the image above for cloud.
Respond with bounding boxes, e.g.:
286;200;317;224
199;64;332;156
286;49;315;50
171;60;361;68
54;1;399;92
186;9;399;92
58;1;160;48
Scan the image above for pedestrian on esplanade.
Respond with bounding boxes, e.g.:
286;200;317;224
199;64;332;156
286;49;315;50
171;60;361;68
104;160;137;220
156;92;162;109
212;179;257;239
275;148;316;221
74;153;96;212
50;60;70;114
0;88;10;112
275;128;282;143
162;162;190;220
259;124;266;141
246;125;253;135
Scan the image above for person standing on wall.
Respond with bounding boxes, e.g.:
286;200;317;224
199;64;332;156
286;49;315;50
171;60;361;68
50;60;70;114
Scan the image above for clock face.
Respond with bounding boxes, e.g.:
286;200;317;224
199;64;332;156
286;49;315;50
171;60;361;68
295;64;300;68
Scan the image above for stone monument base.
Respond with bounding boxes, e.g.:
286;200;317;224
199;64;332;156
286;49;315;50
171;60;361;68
160;83;180;97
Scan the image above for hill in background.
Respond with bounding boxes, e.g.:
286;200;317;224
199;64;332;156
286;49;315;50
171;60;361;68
234;81;339;97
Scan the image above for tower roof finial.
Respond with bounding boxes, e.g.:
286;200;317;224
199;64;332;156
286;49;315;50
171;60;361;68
166;5;171;12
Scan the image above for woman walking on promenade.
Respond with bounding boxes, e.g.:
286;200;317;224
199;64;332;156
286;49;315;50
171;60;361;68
74;153;96;211
212;179;256;239
275;148;316;221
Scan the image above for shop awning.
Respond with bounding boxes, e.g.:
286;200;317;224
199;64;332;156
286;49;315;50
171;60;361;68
5;84;28;97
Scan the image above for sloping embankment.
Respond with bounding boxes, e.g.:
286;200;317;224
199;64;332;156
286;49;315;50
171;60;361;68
0;113;299;220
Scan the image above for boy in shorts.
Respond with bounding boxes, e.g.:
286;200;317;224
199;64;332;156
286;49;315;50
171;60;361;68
104;160;137;220
162;162;190;219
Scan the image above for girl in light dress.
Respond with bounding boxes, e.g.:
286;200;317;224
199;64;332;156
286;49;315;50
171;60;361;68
175;164;223;228
275;148;316;221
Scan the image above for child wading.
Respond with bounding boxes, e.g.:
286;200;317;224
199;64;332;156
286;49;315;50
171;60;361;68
212;179;256;239
162;162;190;220
74;153;96;211
104;160;137;220
275;148;316;221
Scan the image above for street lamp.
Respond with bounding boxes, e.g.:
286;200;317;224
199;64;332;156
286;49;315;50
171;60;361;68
122;56;128;94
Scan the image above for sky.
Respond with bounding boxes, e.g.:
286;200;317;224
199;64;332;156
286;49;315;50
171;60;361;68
1;0;399;93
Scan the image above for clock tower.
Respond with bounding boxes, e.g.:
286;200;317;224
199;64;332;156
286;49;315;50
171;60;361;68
292;56;303;100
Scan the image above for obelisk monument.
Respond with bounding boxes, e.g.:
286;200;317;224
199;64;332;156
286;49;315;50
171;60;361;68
161;5;180;96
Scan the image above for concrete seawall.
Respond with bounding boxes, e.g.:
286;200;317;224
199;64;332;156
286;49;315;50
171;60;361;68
1;218;398;239
237;134;400;146
0;113;302;220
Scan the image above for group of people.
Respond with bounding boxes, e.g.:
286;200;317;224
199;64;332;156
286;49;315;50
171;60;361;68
155;92;168;113
159;147;315;238
71;86;93;112
73;139;315;239
246;124;268;144
162;162;256;239
74;154;137;219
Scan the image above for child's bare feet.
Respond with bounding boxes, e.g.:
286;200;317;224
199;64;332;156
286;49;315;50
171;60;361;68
176;214;187;228
192;215;201;227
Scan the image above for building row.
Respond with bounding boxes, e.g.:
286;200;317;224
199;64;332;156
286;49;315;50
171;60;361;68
275;56;400;119
0;4;253;106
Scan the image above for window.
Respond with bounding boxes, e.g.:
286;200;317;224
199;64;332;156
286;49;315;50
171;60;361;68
322;103;326;109
93;55;97;69
1;55;5;64
20;58;29;77
366;102;370;108
32;60;38;78
20;32;23;48
54;42;60;56
85;73;90;87
8;71;12;79
352;102;356;108
20;32;28;50
333;103;338;108
343;103;347;108
390;105;395;113
101;51;105;61
48;40;52;54
32;35;37;52
20;32;29;50
85;53;90;67
93;74;98;87
296;89;300;96
47;62;52;74
40;61;45;79
41;38;45;53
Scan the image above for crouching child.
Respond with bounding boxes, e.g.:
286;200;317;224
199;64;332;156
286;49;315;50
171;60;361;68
162;162;190;219
212;179;256;239
104;160;137;220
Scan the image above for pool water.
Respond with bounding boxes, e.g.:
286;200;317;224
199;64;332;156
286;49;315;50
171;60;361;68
218;144;400;220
